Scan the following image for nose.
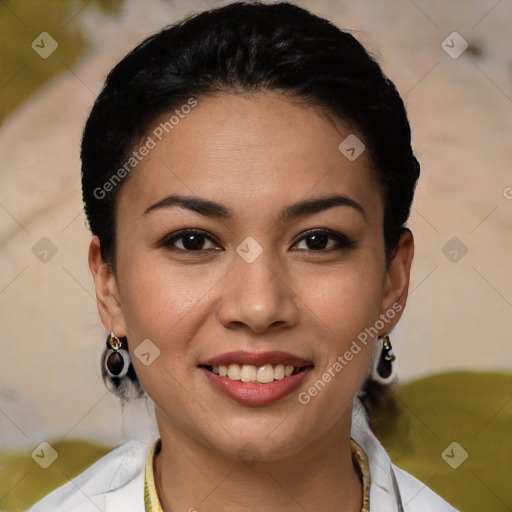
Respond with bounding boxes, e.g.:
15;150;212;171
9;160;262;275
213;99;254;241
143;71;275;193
217;248;300;335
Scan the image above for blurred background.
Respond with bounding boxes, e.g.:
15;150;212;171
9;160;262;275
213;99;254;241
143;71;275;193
0;0;511;510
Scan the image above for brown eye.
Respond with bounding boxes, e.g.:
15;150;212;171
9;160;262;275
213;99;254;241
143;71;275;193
294;229;356;252
160;229;220;252
180;233;206;250
303;233;330;250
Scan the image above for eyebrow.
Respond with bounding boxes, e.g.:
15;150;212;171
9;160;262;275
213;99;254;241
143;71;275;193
143;193;368;223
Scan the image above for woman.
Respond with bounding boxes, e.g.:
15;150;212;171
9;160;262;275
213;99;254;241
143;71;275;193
29;2;458;511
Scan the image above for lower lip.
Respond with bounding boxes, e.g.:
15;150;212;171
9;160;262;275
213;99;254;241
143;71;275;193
200;367;312;406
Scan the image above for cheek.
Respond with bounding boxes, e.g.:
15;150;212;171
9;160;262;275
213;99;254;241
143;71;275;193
115;261;200;416
116;254;215;339
301;257;384;383
114;254;225;394
284;263;383;440
306;258;385;337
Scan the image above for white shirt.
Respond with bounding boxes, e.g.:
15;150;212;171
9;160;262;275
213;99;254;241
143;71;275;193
28;398;458;511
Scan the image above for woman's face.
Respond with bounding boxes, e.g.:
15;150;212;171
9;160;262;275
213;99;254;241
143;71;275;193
90;91;413;460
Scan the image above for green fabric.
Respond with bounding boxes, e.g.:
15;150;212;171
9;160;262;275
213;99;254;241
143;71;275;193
0;440;111;511
371;371;512;511
0;371;510;511
0;0;123;125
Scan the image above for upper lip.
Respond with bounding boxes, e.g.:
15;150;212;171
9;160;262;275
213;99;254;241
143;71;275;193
198;350;313;368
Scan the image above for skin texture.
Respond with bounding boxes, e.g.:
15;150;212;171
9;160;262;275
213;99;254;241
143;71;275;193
89;92;414;511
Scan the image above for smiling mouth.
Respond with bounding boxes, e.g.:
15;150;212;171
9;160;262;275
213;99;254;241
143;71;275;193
200;363;311;384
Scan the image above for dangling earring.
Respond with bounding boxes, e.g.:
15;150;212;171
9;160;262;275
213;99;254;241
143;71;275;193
371;334;397;385
104;332;131;378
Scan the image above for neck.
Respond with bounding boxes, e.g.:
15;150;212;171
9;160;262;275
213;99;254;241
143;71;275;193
153;410;363;512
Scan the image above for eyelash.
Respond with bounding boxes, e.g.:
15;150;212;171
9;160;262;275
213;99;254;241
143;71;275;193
158;228;357;254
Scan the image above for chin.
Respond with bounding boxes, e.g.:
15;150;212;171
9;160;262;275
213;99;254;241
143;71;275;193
194;407;330;464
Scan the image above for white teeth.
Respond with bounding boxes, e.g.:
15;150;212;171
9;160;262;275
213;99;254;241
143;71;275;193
257;364;274;384
211;363;303;383
228;364;241;380
274;364;285;380
240;365;257;382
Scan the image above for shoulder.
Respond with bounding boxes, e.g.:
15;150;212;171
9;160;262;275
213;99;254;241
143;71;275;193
27;439;150;512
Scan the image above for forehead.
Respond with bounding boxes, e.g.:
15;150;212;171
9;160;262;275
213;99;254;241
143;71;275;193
116;91;383;225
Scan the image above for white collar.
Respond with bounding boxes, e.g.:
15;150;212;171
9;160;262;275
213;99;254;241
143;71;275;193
351;396;405;511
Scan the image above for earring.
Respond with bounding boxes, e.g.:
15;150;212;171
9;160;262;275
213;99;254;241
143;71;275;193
104;332;131;378
371;334;397;385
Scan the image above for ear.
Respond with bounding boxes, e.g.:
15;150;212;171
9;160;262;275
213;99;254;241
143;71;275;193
378;228;415;335
88;236;127;337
